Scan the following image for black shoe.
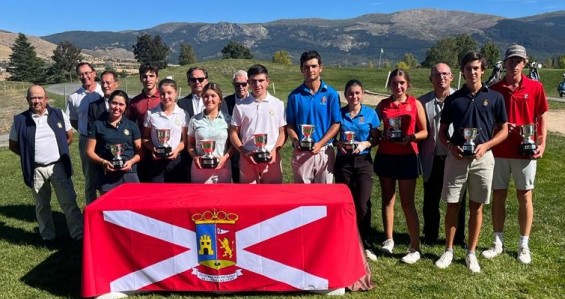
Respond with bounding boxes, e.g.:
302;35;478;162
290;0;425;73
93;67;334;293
42;238;59;250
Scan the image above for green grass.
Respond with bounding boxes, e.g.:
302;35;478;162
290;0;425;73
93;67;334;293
1;60;564;298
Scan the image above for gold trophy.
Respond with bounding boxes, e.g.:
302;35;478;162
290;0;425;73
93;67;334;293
253;133;271;163
388;117;403;142
200;140;218;169
155;129;172;158
462;128;479;156
299;124;315;151
342;131;357;154
109;144;125;169
519;124;537;156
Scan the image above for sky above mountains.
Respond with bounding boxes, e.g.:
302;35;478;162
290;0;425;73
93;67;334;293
2;0;564;36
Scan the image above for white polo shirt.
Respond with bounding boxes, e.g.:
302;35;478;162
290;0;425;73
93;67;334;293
144;103;188;150
66;83;103;135
231;92;286;153
9;110;72;165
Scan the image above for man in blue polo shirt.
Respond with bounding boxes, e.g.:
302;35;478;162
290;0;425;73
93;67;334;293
286;50;341;183
435;52;508;273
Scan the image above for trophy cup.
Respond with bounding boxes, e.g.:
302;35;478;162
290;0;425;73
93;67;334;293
155;129;172;158
342;131;357;154
462;128;479;156
519;124;537;156
388;117;403;142
299;124;315;151
109;144;125;169
253;133;271;163
200;140;218;169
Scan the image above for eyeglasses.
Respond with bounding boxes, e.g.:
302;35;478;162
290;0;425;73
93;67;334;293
433;72;451;78
233;82;248;87
189;77;206;83
78;71;93;77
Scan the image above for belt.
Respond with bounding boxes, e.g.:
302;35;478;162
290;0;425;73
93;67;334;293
35;159;61;167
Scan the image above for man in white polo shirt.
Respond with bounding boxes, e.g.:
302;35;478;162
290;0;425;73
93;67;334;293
229;64;286;183
66;62;103;203
10;85;84;245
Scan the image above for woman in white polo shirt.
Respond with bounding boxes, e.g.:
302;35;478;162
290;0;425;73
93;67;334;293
142;79;189;182
187;82;235;183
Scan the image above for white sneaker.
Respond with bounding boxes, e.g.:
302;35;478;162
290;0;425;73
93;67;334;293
517;246;531;264
381;239;394;254
365;249;377;261
481;244;503;259
401;249;421;264
435;251;454;269
465;253;481;273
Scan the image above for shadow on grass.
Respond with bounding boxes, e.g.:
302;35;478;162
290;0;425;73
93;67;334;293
0;204;73;246
20;241;83;298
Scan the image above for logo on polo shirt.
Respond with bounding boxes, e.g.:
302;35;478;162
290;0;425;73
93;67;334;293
321;96;327;105
57;122;62;128
359;116;365;124
123;129;130;136
483;99;489;106
524;94;529;100
175;117;181;127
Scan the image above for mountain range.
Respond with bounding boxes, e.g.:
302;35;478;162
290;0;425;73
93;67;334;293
3;9;565;66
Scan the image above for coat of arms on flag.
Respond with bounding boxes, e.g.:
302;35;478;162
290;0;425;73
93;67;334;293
191;209;242;282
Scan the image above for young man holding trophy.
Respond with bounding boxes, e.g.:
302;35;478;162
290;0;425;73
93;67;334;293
483;44;548;264
435;52;508;273
286;50;341;183
229;64;286;184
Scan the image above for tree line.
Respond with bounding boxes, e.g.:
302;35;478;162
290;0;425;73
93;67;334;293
7;32;565;84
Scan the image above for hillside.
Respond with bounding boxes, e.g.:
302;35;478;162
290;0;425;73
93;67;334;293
1;9;564;66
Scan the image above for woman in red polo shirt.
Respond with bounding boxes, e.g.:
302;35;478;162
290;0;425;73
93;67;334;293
374;69;427;264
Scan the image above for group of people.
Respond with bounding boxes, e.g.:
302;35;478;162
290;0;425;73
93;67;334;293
9;46;547;274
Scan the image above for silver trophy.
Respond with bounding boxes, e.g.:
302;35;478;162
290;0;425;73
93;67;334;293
200;140;218;169
519;124;537;156
253;133;271;163
388;117;403;142
109;144;125;169
299;124;315;151
155;129;172;158
462;128;479;156
342;131;357;154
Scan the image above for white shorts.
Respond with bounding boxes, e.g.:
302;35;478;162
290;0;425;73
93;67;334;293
492;158;537;190
442;151;494;204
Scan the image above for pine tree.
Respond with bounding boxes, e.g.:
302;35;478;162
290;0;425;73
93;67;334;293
45;40;83;83
7;33;45;83
178;43;197;65
132;33;169;69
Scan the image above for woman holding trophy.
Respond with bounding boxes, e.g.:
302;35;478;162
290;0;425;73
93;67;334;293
86;90;142;195
142;79;189;182
187;83;235;183
374;69;428;264
334;79;381;261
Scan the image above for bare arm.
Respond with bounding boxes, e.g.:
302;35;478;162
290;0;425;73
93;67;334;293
534;112;547;158
312;123;340;154
286;123;299;149
66;130;73;145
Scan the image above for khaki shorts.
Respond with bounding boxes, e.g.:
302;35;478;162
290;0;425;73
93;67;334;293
492;158;537;190
442;151;495;204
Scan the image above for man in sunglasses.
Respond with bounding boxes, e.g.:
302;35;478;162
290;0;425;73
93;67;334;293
224;70;250;182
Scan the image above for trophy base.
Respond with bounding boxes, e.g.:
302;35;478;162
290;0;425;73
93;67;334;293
112;159;124;169
155;146;172;158
389;133;404;142
253;152;271;163
462;145;475;157
344;143;357;154
300;141;314;151
520;144;537;156
201;157;218;169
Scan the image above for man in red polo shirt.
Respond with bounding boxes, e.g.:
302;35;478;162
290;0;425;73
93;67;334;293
483;45;548;264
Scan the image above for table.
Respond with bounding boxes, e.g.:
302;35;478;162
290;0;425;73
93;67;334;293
82;183;368;297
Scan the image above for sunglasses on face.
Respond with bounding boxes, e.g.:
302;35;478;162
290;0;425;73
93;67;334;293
189;77;206;83
233;82;248;87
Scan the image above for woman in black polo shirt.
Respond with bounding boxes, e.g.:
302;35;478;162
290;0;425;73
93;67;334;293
86;90;142;195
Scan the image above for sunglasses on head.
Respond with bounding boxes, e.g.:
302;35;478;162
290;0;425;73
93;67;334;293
190;77;206;83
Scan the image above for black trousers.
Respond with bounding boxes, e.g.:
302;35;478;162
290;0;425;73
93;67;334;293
423;155;466;244
335;154;374;243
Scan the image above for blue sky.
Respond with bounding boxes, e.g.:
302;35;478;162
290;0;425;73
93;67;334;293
2;0;564;36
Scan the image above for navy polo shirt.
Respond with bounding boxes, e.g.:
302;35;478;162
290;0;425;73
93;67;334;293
88;116;141;171
338;104;380;156
441;84;507;146
286;80;341;145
